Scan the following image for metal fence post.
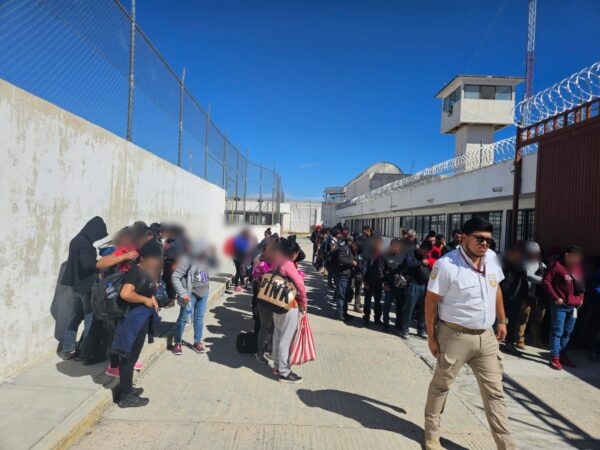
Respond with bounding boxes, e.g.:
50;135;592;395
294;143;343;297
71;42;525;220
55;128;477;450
222;138;228;189
126;0;136;142
271;165;276;225
258;163;263;225
234;150;239;222
177;67;186;167
243;149;248;224
204;105;210;179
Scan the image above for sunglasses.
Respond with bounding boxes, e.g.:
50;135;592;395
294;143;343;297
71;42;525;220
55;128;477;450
470;235;494;246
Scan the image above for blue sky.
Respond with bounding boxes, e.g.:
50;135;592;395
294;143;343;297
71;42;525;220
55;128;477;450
112;1;599;198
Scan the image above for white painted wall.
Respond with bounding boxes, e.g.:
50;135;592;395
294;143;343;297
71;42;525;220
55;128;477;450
0;80;228;381
336;152;537;219
283;201;322;234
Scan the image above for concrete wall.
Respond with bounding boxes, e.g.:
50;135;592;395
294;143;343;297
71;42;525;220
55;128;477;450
0;80;227;381
282;201;322;234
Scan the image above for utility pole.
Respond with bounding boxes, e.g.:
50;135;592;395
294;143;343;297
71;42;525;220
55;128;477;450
511;0;537;244
204;105;210;179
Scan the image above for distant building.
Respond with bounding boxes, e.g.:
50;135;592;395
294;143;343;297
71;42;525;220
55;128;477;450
336;74;531;250
321;186;345;227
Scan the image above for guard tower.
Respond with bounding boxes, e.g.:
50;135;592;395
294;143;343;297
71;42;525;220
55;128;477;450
435;75;524;160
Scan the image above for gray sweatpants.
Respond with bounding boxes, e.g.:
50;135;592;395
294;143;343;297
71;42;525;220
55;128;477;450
272;308;299;377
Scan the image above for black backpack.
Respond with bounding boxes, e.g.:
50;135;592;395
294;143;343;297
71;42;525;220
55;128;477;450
236;331;258;353
91;272;128;321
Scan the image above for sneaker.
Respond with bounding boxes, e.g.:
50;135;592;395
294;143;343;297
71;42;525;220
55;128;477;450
516;340;526;350
172;343;183;355
131;387;144;396
417;330;428;339
105;366;120;378
255;353;269;364
118;392;150;408
134;361;143;371
264;352;273;361
234;286;243;292
60;350;78;361
400;332;409;340
503;343;521;355
560;353;577;368
192;342;205;354
279;372;303;384
550;356;563;370
354;306;363;313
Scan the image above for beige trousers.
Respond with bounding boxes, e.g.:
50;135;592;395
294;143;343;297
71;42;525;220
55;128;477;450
425;323;516;450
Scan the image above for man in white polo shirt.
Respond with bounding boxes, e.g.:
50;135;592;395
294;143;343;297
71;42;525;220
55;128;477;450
423;217;515;450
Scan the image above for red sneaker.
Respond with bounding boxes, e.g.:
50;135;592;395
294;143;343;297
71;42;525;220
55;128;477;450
560;353;577;368
550;356;563;370
172;343;183;355
192;342;205;354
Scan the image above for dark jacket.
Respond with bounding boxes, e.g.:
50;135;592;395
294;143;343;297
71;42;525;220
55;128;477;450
61;216;107;294
378;251;406;286
500;260;528;305
365;252;383;285
336;244;356;278
405;250;431;285
543;260;585;307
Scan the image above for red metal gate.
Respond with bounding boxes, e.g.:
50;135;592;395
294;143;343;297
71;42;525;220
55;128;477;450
513;97;600;254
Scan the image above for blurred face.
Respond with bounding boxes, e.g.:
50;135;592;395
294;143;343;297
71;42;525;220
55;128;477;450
407;234;416;242
139;256;163;282
565;251;582;268
427;236;436;245
373;239;383;254
363;228;372;237
390;242;402;255
453;232;462;244
506;249;522;264
464;231;493;258
526;251;541;262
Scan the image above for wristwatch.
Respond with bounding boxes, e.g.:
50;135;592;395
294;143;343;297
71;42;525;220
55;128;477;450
497;319;509;325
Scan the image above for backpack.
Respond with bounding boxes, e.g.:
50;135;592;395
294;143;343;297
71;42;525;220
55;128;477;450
236;331;258;353
91;272;128;321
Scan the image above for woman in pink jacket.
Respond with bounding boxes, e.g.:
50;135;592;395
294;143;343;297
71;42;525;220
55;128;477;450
268;238;307;384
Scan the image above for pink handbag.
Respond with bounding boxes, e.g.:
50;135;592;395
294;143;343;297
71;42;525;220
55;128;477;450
289;314;316;365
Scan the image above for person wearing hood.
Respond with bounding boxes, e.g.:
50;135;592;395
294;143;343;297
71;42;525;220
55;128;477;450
60;216;108;360
171;240;216;355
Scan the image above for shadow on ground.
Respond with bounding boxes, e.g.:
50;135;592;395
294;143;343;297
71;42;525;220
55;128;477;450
297;388;468;450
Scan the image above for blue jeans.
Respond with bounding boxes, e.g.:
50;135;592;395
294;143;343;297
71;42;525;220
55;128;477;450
401;282;426;334
175;292;209;344
383;287;404;326
335;275;353;318
62;292;93;354
549;303;577;357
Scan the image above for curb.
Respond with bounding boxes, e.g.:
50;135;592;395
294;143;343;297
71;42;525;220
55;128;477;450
34;281;230;450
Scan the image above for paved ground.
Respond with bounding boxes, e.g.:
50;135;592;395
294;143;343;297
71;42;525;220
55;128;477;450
73;240;600;450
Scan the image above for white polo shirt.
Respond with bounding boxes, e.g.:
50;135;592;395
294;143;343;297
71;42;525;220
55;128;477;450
427;247;504;330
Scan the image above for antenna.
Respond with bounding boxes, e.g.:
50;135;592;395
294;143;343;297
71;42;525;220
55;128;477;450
525;0;537;99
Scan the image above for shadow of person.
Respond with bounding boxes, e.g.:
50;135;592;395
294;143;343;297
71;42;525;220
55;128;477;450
204;294;275;380
49;261;74;353
297;389;469;450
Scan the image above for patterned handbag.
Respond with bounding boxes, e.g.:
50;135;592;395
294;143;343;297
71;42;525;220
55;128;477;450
257;269;298;313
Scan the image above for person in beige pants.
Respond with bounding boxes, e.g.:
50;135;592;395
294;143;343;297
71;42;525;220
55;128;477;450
423;217;515;450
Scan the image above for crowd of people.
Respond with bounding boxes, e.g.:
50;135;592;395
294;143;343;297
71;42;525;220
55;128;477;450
58;217;216;408
309;222;600;369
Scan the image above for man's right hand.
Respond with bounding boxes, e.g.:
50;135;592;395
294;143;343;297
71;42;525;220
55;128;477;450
428;336;440;358
555;298;564;305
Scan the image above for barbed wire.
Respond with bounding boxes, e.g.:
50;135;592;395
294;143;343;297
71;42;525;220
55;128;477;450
344;137;537;206
514;62;600;127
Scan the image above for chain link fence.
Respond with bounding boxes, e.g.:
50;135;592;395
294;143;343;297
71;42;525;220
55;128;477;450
0;0;284;224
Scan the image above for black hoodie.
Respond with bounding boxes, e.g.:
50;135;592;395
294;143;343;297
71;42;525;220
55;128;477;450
61;217;108;294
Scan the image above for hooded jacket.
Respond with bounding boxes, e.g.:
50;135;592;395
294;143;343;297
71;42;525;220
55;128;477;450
61;216;108;294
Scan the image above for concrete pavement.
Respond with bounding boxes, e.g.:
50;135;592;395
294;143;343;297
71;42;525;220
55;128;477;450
51;239;600;449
